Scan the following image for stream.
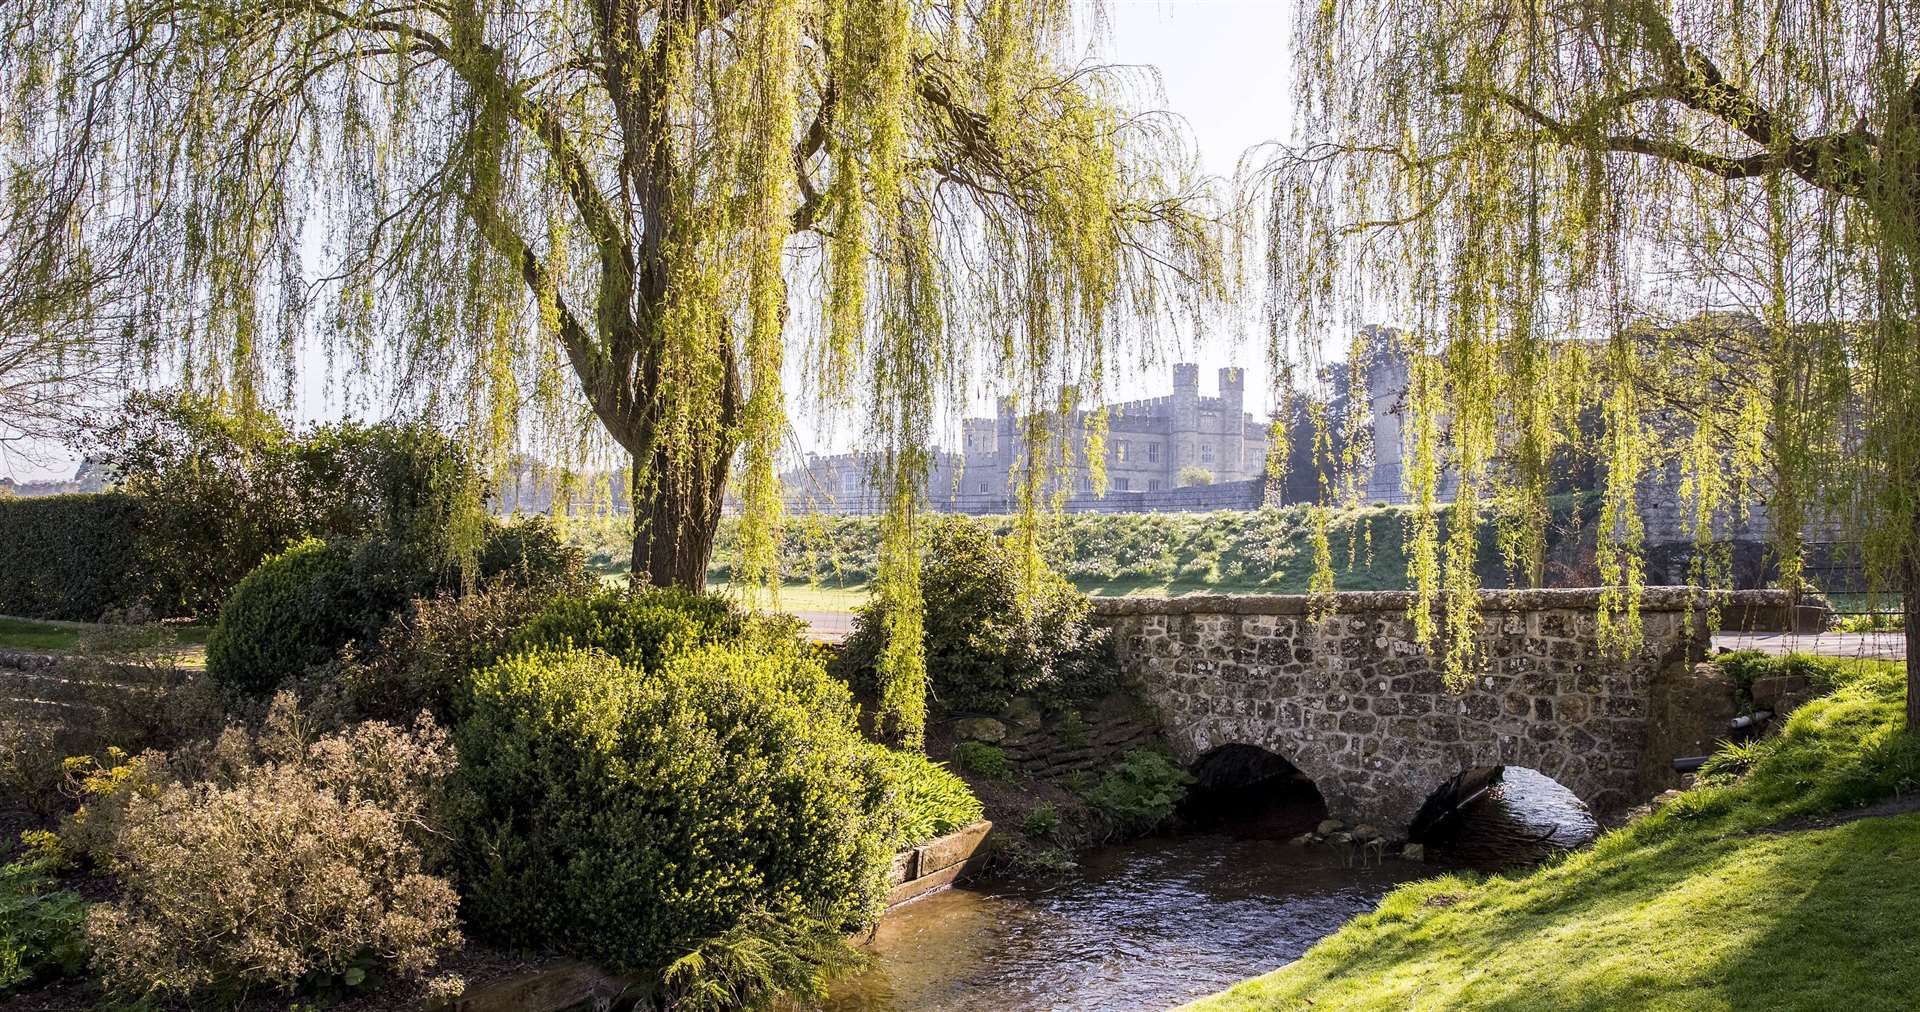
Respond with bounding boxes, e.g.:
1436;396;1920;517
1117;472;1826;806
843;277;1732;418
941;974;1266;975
825;768;1598;1011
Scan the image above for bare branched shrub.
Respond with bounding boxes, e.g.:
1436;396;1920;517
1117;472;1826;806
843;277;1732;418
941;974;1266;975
338;580;561;724
84;697;460;999
2;622;221;820
0;723;70;818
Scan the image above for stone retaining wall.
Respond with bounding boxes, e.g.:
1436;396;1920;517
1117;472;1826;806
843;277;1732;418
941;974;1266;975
1092;588;1787;833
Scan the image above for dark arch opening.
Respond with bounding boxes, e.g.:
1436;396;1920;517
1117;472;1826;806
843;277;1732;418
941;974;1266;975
1179;744;1328;837
1411;766;1599;870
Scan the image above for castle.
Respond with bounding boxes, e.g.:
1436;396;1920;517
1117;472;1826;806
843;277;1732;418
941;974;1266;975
781;364;1271;511
959;364;1270;499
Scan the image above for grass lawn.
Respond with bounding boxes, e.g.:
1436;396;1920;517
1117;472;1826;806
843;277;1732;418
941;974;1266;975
0;615;209;663
1186;657;1920;1012
710;580;872;614
0;616;87;652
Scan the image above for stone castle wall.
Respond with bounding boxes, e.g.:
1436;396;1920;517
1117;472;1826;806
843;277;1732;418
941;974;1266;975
1091;588;1788;833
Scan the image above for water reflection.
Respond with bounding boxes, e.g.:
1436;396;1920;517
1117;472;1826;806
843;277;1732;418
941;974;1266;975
825;764;1600;1011
825;821;1425;1011
1422;767;1601;870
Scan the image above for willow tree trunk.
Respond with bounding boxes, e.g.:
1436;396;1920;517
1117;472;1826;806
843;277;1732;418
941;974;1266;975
1905;545;1919;731
629;440;732;590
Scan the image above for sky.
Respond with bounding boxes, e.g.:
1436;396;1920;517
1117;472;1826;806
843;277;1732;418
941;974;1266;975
800;0;1298;458
5;1;1297;482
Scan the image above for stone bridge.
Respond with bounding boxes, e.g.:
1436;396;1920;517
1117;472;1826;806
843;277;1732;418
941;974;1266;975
1092;588;1798;836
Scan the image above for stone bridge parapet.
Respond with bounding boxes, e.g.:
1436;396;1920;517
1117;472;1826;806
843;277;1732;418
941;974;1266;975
1092;587;1795;834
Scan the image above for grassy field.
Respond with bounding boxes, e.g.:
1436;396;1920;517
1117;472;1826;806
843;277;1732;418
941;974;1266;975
0;615;209;662
567;504;1440;603
0;616;89;652
1185;656;1920;1012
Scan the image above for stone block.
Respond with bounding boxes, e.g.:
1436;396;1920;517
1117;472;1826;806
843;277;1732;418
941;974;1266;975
953;717;1007;743
1002;697;1043;731
1750;673;1811;712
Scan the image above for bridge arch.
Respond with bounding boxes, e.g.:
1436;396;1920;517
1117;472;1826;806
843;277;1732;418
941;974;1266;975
1411;765;1600;865
1184;743;1329;823
1095;588;1764;838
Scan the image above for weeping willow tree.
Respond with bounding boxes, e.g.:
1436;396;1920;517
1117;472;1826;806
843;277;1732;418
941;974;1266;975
1262;0;1920;724
5;0;1221;742
0;22;134;458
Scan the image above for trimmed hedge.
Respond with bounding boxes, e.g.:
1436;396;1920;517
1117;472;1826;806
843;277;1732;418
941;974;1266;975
0;494;147;621
510;589;746;673
454;644;894;974
204;539;400;697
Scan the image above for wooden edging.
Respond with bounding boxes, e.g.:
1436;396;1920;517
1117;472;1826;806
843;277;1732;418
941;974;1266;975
885;820;993;910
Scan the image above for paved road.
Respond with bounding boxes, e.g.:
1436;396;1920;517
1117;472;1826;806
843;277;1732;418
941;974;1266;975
1710;631;1907;661
795;609;855;643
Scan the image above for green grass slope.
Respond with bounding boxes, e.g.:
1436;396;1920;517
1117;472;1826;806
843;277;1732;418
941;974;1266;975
1185;656;1920;1012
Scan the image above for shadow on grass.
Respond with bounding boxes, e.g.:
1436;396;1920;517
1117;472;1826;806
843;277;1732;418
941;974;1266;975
1204;813;1920;1012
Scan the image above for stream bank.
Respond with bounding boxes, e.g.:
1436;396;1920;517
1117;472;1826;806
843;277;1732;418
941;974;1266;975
836;710;1605;1012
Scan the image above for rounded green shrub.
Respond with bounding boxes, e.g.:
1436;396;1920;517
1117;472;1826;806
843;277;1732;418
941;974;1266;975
953;741;1011;780
454;644;894;974
836;516;1115;715
478;515;591;592
510;588;746;672
205;539;392;697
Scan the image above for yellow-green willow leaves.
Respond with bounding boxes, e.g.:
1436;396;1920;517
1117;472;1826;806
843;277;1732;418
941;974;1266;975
8;0;1223;743
1264;0;1920;709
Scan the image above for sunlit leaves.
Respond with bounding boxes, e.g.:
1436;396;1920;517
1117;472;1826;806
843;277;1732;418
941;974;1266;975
1266;0;1918;690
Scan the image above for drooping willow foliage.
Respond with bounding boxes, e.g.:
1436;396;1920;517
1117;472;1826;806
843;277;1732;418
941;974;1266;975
2;0;1224;744
1262;0;1920;707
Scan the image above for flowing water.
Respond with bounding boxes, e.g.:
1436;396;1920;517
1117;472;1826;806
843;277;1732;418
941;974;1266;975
1423;767;1603;871
825;768;1600;1012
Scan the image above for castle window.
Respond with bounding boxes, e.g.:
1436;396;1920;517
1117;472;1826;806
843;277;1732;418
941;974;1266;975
842;471;859;494
1114;440;1129;463
1201;443;1215;464
1147;443;1160;463
977;482;988;494
1116;478;1130;491
1148;479;1162;491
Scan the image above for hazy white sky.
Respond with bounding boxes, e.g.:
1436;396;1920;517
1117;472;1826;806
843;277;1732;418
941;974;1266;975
6;2;1296;481
805;0;1298;455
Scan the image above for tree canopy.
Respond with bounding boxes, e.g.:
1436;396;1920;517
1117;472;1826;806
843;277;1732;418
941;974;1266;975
1263;0;1920;718
0;68;130;461
5;0;1225;743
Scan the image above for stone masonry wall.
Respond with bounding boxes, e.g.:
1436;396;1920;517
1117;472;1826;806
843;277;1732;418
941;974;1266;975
1092;588;1789;834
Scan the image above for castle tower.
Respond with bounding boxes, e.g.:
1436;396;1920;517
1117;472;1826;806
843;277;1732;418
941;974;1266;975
961;417;1000;497
1172;363;1200;474
1218;366;1246;477
1365;341;1410;501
